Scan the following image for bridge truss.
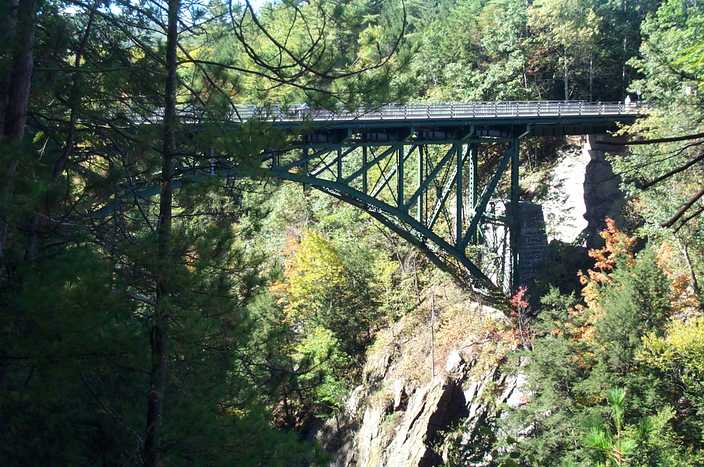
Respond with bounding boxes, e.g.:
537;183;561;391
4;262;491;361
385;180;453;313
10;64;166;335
101;101;643;299
247;134;521;298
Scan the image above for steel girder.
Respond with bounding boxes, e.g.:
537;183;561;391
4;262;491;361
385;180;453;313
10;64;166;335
234;135;522;297
95;134;524;298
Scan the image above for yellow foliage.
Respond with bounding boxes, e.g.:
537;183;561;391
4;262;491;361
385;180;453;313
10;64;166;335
639;317;704;391
282;230;350;324
655;241;701;318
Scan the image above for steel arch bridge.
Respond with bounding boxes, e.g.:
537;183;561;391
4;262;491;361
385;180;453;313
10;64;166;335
105;101;646;299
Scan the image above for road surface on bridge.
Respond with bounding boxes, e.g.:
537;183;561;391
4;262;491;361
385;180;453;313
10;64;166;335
228;100;645;131
106;100;648;297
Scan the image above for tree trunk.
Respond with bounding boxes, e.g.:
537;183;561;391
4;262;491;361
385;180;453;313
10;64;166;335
621;0;628;98
53;1;98;179
0;0;20;130
26;0;98;261
681;242;701;302
2;0;35;140
0;0;36;261
589;53;594;101
143;0;179;464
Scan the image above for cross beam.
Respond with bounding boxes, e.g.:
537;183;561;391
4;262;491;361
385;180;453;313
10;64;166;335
96;100;646;298
215;135;523;296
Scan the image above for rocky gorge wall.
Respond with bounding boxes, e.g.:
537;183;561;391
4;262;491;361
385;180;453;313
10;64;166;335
316;136;627;466
539;135;626;248
316;288;526;467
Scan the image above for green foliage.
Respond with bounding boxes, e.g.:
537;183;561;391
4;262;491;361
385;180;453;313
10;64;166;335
612;0;704;310
528;0;600;99
639;317;704;446
499;244;703;465
630;0;704;104
405;0;655;102
0;190;322;465
0;249;144;465
284;229;379;356
583;388;687;467
594;248;672;372
584;388;637;466
295;326;352;413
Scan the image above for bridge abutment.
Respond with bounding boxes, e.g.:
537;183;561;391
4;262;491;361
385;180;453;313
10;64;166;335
582;134;626;249
516;202;548;288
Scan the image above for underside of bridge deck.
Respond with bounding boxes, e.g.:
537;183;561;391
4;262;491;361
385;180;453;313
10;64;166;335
99;101;643;300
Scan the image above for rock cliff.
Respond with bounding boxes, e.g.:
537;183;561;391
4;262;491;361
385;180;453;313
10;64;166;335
317;136;626;466
317;287;526;466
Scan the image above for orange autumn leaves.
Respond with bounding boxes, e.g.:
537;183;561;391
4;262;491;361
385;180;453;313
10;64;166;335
570;218;699;345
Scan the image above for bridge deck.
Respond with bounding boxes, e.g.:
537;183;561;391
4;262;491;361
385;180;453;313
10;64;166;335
231;100;646;137
106;100;647;295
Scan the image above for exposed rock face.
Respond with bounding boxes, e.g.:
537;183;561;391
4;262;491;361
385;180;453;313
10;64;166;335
385;378;468;466
539;136;626;248
320;350;524;467
533;136;627;291
540;143;590;244
317;295;526;467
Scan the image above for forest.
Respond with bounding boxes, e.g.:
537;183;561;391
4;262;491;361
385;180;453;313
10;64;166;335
1;0;703;465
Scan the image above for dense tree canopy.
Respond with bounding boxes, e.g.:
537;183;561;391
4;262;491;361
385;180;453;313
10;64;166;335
1;0;703;465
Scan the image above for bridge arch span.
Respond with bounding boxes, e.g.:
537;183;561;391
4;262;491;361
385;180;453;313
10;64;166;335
100;101;644;299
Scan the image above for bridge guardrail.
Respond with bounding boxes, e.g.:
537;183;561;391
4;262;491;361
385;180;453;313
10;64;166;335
227;100;648;123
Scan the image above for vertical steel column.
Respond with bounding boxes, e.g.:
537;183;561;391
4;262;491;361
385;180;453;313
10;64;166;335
423;145;429;228
302;146;309;175
510;137;520;289
397;145;404;209
336;147;342;180
455;144;463;245
417;145;425;225
468;143;478;245
362;145;368;194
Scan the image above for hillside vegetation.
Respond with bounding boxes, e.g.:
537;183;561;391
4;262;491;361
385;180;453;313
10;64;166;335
1;0;703;465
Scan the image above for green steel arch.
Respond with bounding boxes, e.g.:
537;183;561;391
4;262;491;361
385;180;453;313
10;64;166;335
98;101;645;299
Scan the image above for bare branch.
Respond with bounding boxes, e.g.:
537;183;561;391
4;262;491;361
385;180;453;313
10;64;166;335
662;187;704;228
641;151;704;189
674;204;704;233
602;131;704;146
230;0;406;81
